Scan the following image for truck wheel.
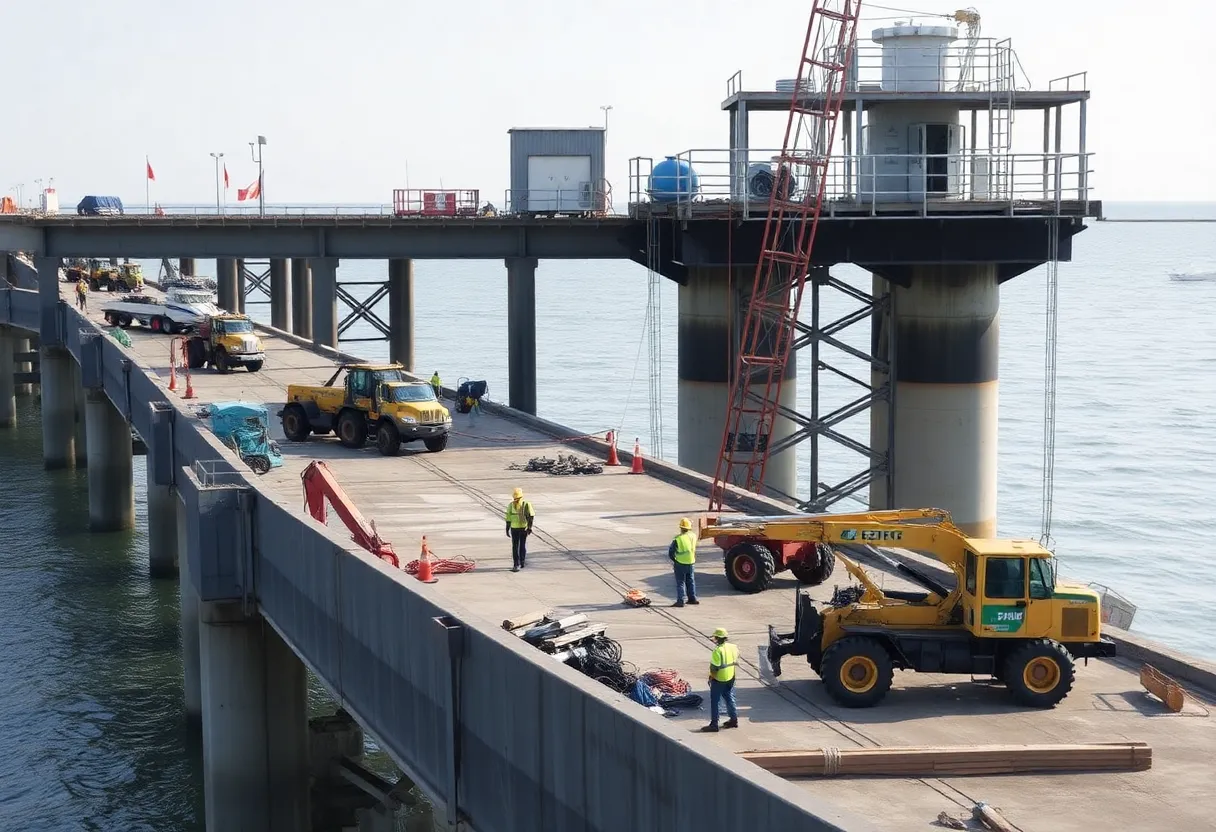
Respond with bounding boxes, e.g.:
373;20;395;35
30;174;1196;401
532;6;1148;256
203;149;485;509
423;433;449;452
164;319;179;335
214;349;230;374
724;542;777;593
1003;640;1075;708
246;360;263;373
150;316;164;333
820;636;895;708
790;543;836;586
281;405;311;442
376;422;401;456
336;410;367;449
104;312;118;326
119;315;132;328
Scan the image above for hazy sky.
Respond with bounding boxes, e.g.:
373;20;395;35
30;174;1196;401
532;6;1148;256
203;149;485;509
4;0;1212;206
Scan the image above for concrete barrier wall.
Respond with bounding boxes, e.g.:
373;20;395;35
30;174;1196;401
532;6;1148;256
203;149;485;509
255;489;865;832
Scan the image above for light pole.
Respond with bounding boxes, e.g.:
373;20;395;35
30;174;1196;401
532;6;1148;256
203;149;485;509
600;106;612;210
210;152;224;214
248;135;266;216
33;179;42;211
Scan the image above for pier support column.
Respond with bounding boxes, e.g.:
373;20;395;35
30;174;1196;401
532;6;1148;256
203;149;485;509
85;389;134;531
311;257;338;349
0;326;15;428
290;259;312;340
888;264;999;538
179;258;196;277
72;360;88;467
147;476;178;578
40;347;76;469
505;257;537;415
217;259;239;313
677;266;797;500
270;259;291;331
235;260;247;315
178;492;202;727
388;258;414;371
14;334;34;395
200;601;310;832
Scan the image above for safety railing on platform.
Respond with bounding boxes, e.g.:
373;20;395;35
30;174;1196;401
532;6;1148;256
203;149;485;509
628;149;1094;218
725;38;1022;98
391;189;482;218
503;183;614;216
1049;71;1089;92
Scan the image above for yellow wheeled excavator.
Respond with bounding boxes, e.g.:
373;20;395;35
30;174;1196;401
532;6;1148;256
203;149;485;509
699;509;1116;709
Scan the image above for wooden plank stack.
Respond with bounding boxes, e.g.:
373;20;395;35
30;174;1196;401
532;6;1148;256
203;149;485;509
741;742;1152;778
502;609;607;655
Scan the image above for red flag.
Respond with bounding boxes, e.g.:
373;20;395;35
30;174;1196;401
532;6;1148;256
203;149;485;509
146;159;155;181
223;163;230;190
238;176;261;202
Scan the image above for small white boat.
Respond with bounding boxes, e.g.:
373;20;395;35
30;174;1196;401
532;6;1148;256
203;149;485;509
100;286;221;334
1168;271;1216;282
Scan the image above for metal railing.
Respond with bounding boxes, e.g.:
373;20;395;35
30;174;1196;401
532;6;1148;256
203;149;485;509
1049;72;1088;92
391;189;482;218
628;148;1095;218
503;183;615;216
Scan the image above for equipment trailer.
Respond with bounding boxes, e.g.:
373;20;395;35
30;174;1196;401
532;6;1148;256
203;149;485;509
700;509;1117;709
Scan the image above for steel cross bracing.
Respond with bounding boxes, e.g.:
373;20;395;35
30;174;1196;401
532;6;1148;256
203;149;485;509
708;0;861;511
762;268;895;511
337;280;392;344
240;259;272;306
645;216;665;458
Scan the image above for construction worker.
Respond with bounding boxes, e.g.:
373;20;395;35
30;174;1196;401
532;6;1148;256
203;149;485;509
668;517;699;608
505;487;535;572
75;277;88;311
430;371;442;400
701;627;739;732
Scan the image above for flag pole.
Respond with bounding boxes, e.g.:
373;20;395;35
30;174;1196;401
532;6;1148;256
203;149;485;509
145;155;150;214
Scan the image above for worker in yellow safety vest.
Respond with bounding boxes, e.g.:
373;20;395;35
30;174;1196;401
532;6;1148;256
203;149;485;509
667;517;699;608
701;627;739;732
505;487;535;572
75;277;89;310
430;371;442;400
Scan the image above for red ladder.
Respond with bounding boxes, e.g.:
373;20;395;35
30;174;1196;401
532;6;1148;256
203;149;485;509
708;0;861;511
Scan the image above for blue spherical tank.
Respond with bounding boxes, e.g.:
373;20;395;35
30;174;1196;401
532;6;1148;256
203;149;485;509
648;156;700;203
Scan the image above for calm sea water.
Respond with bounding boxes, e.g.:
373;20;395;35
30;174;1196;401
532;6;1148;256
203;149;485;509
1;201;1212;830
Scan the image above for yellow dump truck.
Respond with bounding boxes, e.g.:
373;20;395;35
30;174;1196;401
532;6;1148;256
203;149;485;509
279;363;451;456
184;314;265;373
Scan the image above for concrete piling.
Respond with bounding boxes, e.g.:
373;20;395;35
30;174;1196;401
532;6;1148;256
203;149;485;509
178;492;202;728
311;258;339;349
40;347;76;469
217;259;239;313
388;258;414;371
72;359;88;467
84;389;134;531
200;601;310;831
290;258;312;340
179;258;196;277
147;476;178;578
270;259;291;331
0;326;15;427
235;260;247;315
505;257;538;415
14;334;34;395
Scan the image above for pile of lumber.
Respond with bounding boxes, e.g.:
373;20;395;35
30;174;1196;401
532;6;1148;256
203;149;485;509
502;609;606;660
741;742;1152;779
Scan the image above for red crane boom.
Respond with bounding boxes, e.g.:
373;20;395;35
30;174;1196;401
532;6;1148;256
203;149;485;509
301;460;400;568
709;0;861;511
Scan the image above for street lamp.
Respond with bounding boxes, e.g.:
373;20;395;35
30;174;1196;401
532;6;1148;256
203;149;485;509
600;104;613;131
209;152;224;214
600;106;613;211
248;135;267;217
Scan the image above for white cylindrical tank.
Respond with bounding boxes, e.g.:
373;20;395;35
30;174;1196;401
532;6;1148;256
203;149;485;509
872;24;958;92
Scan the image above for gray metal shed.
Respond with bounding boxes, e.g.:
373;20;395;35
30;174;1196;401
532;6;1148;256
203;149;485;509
507;128;606;214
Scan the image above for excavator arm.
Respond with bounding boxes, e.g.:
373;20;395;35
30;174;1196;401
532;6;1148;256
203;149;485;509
301;460;400;568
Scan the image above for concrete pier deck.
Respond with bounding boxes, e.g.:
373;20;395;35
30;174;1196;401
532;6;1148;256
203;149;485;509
72;282;1215;831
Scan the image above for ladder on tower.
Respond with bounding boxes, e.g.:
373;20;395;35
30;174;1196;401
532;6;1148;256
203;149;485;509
645;216;665;459
708;0;862;511
989;37;1016;197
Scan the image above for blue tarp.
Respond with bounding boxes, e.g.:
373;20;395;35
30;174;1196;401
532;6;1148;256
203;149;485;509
76;195;124;215
209;401;269;441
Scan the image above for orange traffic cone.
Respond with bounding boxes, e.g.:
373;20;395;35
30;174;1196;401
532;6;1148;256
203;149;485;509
168;344;178;393
605;430;620;466
629;438;645;474
415;536;438;583
183;365;196;400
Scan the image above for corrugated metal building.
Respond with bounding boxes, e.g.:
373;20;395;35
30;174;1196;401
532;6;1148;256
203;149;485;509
508;128;606;214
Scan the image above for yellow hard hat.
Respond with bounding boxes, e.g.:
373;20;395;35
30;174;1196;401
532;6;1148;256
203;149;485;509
712;627;728;640
678;517;692;530
512;488;523;499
